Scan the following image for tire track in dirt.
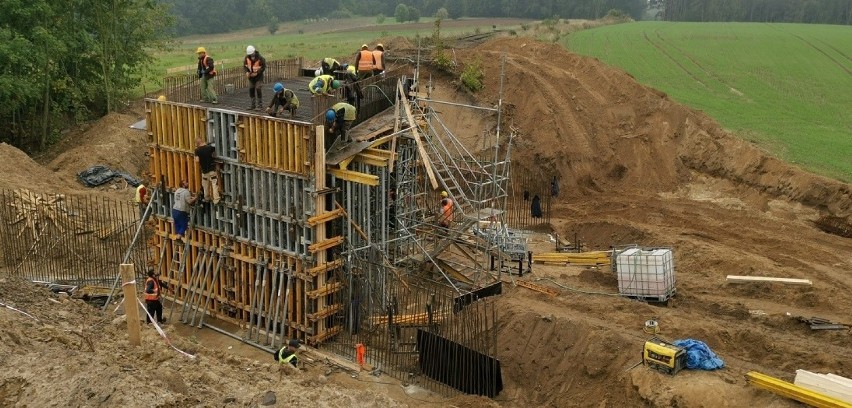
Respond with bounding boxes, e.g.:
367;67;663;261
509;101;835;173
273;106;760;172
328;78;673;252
642;31;707;88
768;23;852;76
654;30;747;98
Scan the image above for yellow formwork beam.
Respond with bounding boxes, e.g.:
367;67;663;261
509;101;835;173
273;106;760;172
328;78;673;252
354;153;389;167
308;236;344;253
746;371;852;408
306;208;345;226
305;259;344;277
532;251;612;265
306;282;342;299
327;168;379;186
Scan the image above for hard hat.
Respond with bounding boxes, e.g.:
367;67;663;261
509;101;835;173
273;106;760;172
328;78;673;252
196;47;206;54
346;65;356;75
246;45;255;55
288;339;301;349
273;83;284;93
157;95;166;102
440;191;448;197
331;80;341;89
376;43;384;50
315;68;322;77
361;44;369;49
325;109;336;122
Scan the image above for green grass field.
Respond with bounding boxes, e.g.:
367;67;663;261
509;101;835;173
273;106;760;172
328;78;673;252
565;22;852;181
147;17;526;86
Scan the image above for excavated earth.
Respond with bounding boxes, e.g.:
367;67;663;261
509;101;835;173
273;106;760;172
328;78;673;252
2;36;851;407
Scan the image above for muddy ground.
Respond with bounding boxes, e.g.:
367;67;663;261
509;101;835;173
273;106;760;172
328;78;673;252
2;35;851;407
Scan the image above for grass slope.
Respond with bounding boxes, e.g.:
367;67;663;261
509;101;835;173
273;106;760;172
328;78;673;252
565;22;852;181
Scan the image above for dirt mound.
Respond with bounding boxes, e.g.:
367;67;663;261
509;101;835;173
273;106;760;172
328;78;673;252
446;37;850;221
46;112;148;181
0;277;403;407
0;143;78;192
374;36;416;53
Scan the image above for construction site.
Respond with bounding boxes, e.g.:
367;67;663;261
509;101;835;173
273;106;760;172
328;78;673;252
1;35;851;407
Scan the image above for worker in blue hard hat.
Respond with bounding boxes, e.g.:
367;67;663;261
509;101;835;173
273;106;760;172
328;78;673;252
309;74;341;97
324;102;356;147
266;82;299;118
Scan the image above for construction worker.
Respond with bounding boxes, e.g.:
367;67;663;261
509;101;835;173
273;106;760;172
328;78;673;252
354;44;375;80
196;47;218;104
325;102;356;146
244;45;267;110
194;138;220;205
320;57;341;76
342;68;363;107
273;339;301;368
266;82;299;118
172;179;197;240
144;269;165;324
134;182;149;221
531;195;542;219
551;175;559;198
372;43;386;76
438;191;454;228
309;74;341;97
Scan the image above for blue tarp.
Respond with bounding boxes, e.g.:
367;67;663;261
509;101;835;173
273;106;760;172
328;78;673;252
77;165;141;188
673;339;725;370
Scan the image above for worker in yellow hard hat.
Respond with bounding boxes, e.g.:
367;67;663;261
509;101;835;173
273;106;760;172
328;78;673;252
355;44;375;80
196;47;218;104
372;44;386;76
157;95;167;102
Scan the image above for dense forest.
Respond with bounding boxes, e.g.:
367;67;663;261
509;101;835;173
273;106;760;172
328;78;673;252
0;0;171;151
652;0;852;24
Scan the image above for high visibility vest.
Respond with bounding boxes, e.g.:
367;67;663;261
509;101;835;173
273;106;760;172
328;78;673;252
134;184;146;203
245;56;262;73
144;277;160;301
372;50;384;70
278;349;297;365
309;75;335;94
200;55;217;76
331;102;357;121
357;50;374;72
440;198;454;223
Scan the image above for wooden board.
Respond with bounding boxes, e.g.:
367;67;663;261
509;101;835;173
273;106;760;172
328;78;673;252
794;370;852;403
726;275;813;285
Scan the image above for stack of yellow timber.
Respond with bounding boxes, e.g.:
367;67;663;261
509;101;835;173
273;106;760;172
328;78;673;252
532;251;611;266
7;189;88;239
369;312;447;327
747;371;852;408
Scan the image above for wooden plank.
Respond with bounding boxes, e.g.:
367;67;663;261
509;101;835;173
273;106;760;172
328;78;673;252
305;259;344;277
308;236;344;253
327;168;379;186
515;280;559;297
794;370;852;404
306;208;345;227
726;275;813;285
120;264;141;347
398;82;438;190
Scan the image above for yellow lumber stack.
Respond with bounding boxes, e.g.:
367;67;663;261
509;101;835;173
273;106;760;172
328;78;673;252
747;371;852;408
532;251;612;266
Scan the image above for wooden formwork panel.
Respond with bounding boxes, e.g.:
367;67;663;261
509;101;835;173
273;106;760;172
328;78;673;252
237;116;311;175
145;100;208;150
150;216;340;345
149;146;203;191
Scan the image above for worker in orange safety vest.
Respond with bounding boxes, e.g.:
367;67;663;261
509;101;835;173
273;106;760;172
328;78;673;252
144;269;165;324
354;44;375;80
438;191;454;228
371;43;386;76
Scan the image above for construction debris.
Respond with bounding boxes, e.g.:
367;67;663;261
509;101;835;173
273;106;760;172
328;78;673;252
531;251;612;266
795;316;850;331
6;189;87;239
514;280;560;297
726;275;813;285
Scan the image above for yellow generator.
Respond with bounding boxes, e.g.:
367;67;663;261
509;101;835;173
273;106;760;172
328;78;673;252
643;337;687;375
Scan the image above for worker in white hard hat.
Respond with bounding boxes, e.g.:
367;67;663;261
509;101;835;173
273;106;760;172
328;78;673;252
196;47;218;104
438;191;454;228
354;44;375;80
244;45;267;110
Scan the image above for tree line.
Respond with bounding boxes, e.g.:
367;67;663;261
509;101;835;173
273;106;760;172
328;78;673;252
164;0;649;36
0;0;172;152
651;0;852;24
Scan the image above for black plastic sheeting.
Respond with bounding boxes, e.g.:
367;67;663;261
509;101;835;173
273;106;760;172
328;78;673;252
453;281;502;313
77;165;141;188
417;329;504;397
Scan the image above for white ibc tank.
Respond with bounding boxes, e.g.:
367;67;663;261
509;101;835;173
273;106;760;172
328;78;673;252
615;248;675;300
